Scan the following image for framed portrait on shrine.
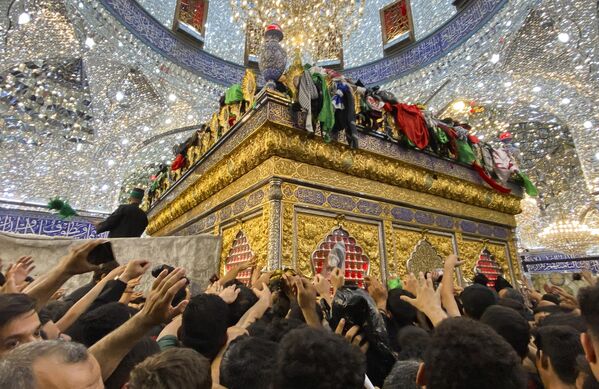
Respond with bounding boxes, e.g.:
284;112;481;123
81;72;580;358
380;0;414;55
174;0;209;46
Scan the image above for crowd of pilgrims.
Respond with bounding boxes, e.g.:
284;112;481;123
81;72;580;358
0;240;598;389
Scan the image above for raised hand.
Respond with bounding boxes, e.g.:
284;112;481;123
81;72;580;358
334;318;369;353
219;284;241;304
0;264;20;293
253;282;272;302
124;276;142;293
252;271;273;290
237;259;257;272
295;277;317;310
120;260;151;283
581;269;597;286
404;272;418;297
551;285;578;308
130;291;145;301
444;254;464;269
400;272;447;326
50;288;66;301
312;274;332;298
12;256;35;285
206;281;223;295
60;241;105;275
365;276;388;311
140;267;189;326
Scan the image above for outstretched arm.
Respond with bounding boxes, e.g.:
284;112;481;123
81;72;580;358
294;277;321;328
219;259;256;286
55;265;125;332
89;267;189;381
441;255;462;318
401;272;448;327
236;283;272;329
25;241;103;309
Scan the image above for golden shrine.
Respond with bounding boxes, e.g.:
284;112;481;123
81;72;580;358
146;89;524;286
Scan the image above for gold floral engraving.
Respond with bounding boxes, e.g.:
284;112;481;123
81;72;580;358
241;69;257;109
393;228;423;276
507;238;522;281
391;227;455;277
407;238;444;275
455;233;479;281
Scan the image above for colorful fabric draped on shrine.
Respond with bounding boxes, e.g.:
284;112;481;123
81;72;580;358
143;65;538;209
383;103;429;149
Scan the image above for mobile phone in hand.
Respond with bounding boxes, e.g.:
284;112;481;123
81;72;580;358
87;242;116;265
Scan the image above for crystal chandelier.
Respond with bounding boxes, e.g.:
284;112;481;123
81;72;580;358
229;0;365;63
539;216;599;256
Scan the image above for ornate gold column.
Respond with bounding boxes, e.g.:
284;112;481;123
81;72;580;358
267;178;283;270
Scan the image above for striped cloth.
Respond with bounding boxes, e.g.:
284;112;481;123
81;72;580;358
298;70;319;133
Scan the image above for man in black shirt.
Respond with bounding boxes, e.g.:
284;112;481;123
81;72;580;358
95;188;148;238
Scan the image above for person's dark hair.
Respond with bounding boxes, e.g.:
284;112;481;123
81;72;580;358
220;336;278;389
270;291;291;318
288;299;323;324
542;293;560;305
396;326;430;361
578;285;599;337
538;312;586;333
480;305;530;360
534;325;584;384
37;307;52;326
248;316;306;342
105;337;160;389
128;347;212;389
42;300;71;322
0;272;5;287
382;360;420;389
497;297;530;319
180;293;229;360
459;284;497;320
273;326;366;389
494;275;513;292
0;293;37;329
422;317;526;389
500;287;525;305
77;302;134;346
222;281;258;326
0;340;89;389
387;289;418;328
